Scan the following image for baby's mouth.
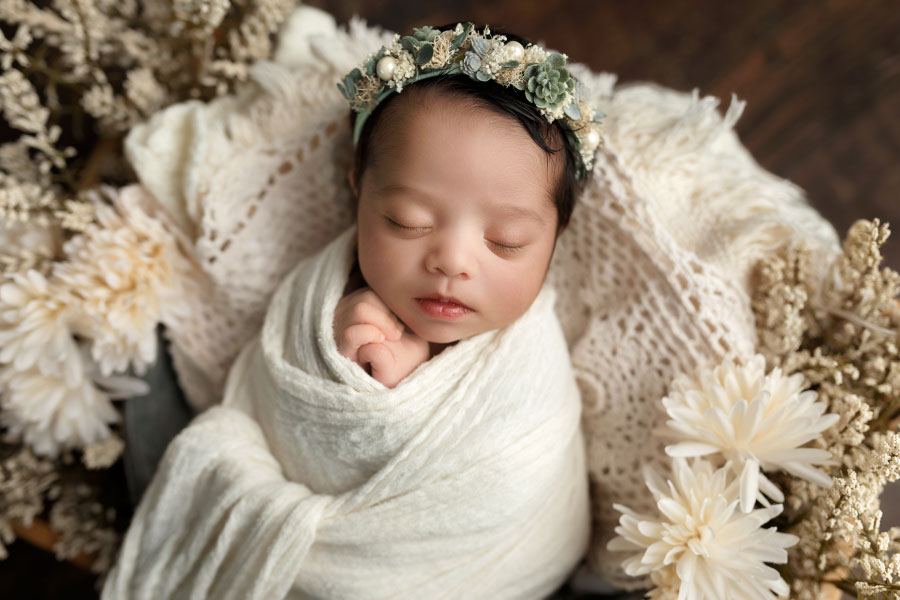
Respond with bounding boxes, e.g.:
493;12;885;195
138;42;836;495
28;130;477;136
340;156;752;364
415;295;472;320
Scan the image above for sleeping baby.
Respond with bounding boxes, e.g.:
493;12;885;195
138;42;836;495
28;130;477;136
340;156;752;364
103;22;601;599
334;42;581;388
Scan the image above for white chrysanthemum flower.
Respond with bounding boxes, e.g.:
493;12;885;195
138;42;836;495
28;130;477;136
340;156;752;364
646;565;681;600
608;458;798;600
0;364;116;457
0;270;149;456
0;269;77;382
0;185;185;456
0;340;145;457
663;354;840;511
55;184;195;377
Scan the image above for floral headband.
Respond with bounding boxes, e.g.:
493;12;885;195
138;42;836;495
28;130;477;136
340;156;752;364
337;23;604;180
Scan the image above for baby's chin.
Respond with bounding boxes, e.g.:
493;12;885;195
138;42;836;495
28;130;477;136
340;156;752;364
405;319;476;345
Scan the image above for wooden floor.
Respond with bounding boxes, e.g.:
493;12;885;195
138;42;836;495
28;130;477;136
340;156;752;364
5;1;898;597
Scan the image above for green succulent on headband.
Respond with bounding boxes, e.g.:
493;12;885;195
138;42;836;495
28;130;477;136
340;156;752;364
399;25;443;66
412;26;440;43
523;53;575;111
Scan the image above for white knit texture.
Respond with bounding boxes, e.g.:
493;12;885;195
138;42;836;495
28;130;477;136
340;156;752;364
103;227;590;599
120;5;841;588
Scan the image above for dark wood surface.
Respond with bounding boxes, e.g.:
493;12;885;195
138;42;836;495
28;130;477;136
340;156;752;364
4;1;898;597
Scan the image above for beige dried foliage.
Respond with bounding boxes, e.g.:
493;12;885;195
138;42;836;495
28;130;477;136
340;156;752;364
0;173;62;227
54;196;97;233
1;140;48;187
81;433;124;470
0;0;298;247
0;247;55;276
350;73;384;111
422;30;454;69
0;441;60;559
493;63;526;89
49;481;120;574
751;219;900;598
172;0;230;35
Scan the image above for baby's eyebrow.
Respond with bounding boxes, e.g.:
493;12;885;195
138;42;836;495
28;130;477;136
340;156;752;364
378;182;423;197
489;203;547;223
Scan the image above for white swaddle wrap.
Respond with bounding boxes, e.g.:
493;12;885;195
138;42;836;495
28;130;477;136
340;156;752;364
103;226;591;599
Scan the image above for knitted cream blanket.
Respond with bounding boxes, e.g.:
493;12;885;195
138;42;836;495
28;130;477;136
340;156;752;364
121;6;842;587
103;227;590;600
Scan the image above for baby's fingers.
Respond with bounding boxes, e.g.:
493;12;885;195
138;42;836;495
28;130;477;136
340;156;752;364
348;299;404;341
338;323;385;363
358;343;399;388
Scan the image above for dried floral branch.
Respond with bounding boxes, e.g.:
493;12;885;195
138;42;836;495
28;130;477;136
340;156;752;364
0;440;60;559
752;219;900;597
0;0;298;240
48;479;120;574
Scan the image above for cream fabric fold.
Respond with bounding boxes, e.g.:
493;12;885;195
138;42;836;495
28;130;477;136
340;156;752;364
103;226;590;599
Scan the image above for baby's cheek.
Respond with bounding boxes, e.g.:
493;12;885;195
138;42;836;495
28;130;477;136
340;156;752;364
359;239;397;285
359;241;418;319
486;266;542;325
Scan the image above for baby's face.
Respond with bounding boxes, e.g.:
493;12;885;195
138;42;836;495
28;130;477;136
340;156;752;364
355;92;560;344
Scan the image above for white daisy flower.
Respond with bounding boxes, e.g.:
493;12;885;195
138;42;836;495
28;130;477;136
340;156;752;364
608;458;798;600
662;354;839;511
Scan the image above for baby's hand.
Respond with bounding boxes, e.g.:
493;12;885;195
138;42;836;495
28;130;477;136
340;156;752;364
333;287;430;388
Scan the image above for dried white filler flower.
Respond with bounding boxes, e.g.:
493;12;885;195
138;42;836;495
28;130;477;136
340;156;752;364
662;354;840;511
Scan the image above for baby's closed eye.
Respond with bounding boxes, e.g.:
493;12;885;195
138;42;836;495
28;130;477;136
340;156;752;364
385;216;430;232
487;239;525;254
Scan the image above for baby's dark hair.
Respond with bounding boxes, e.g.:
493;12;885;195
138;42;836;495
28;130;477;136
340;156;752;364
350;26;582;234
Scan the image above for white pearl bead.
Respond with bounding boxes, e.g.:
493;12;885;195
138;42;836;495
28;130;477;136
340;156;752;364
505;41;525;62
376;56;397;81
585;129;601;148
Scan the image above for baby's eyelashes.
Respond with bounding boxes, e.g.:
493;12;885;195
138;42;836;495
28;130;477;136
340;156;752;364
488;240;524;254
385;217;430;232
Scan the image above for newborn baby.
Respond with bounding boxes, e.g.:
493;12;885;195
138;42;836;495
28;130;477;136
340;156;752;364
334;66;579;388
103;23;597;600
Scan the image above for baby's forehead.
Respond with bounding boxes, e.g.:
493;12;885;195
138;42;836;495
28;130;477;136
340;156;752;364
373;92;560;195
392;87;533;139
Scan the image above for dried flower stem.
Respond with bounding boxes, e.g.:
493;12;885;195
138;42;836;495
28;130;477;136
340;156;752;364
814;304;898;337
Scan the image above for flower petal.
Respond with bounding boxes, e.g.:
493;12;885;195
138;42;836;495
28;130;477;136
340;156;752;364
665;441;720;457
739;458;760;513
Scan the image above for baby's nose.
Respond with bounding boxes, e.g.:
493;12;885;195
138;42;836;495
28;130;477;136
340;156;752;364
425;236;476;279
